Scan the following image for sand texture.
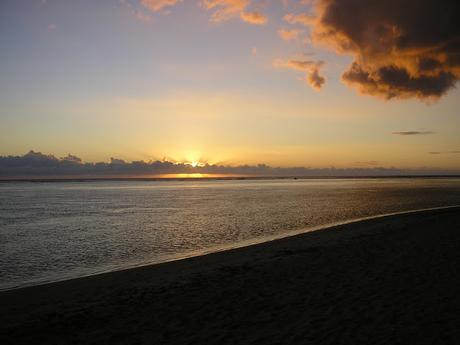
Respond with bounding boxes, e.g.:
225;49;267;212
1;207;460;345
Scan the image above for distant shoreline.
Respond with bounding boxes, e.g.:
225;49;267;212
1;175;460;183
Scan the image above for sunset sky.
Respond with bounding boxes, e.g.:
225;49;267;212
1;0;459;172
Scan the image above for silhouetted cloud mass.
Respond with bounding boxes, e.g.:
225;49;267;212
392;131;434;136
286;0;460;99
0;151;458;179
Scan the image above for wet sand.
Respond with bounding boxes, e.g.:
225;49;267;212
1;207;460;345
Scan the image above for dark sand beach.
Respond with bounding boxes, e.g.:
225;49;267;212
1;207;460;345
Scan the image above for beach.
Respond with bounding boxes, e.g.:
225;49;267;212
1;207;460;344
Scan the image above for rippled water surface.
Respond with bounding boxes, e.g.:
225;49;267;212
1;178;460;290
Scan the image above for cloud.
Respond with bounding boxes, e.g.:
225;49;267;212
392;131;434;136
284;13;315;26
354;161;380;166
429;151;460;155
278;28;303;41
274;58;325;90
240;11;267;25
47;24;57;32
307;67;325;90
342;63;456;100
286;0;460;100
200;0;268;24
2;150;459;178
138;0;267;24
133;11;152;22
120;0;152;22
201;0;246;22
62;154;82;163
140;0;182;12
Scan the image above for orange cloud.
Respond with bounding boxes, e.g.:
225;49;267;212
274;58;325;90
140;0;268;24
278;28;303;41
201;0;267;24
286;0;460;100
240;11;267;25
140;0;182;12
201;0;249;22
284;13;315;26
307;68;325;90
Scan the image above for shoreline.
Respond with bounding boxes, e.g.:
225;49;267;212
2;207;460;344
1;175;460;183
2;204;460;293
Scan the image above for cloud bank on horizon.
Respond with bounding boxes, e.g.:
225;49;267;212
1;151;458;178
132;0;459;99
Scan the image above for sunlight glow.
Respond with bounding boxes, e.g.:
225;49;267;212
157;173;231;179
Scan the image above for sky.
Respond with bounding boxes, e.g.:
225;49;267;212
1;0;459;175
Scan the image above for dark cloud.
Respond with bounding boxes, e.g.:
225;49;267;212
287;0;460;99
0;150;458;179
343;64;456;99
308;67;326;89
62;154;82;163
392;131;434;135
429;150;460;154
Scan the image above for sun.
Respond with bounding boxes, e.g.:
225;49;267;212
191;161;199;168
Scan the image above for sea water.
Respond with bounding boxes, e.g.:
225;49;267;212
1;177;460;290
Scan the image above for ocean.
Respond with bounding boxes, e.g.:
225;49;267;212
1;177;460;290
